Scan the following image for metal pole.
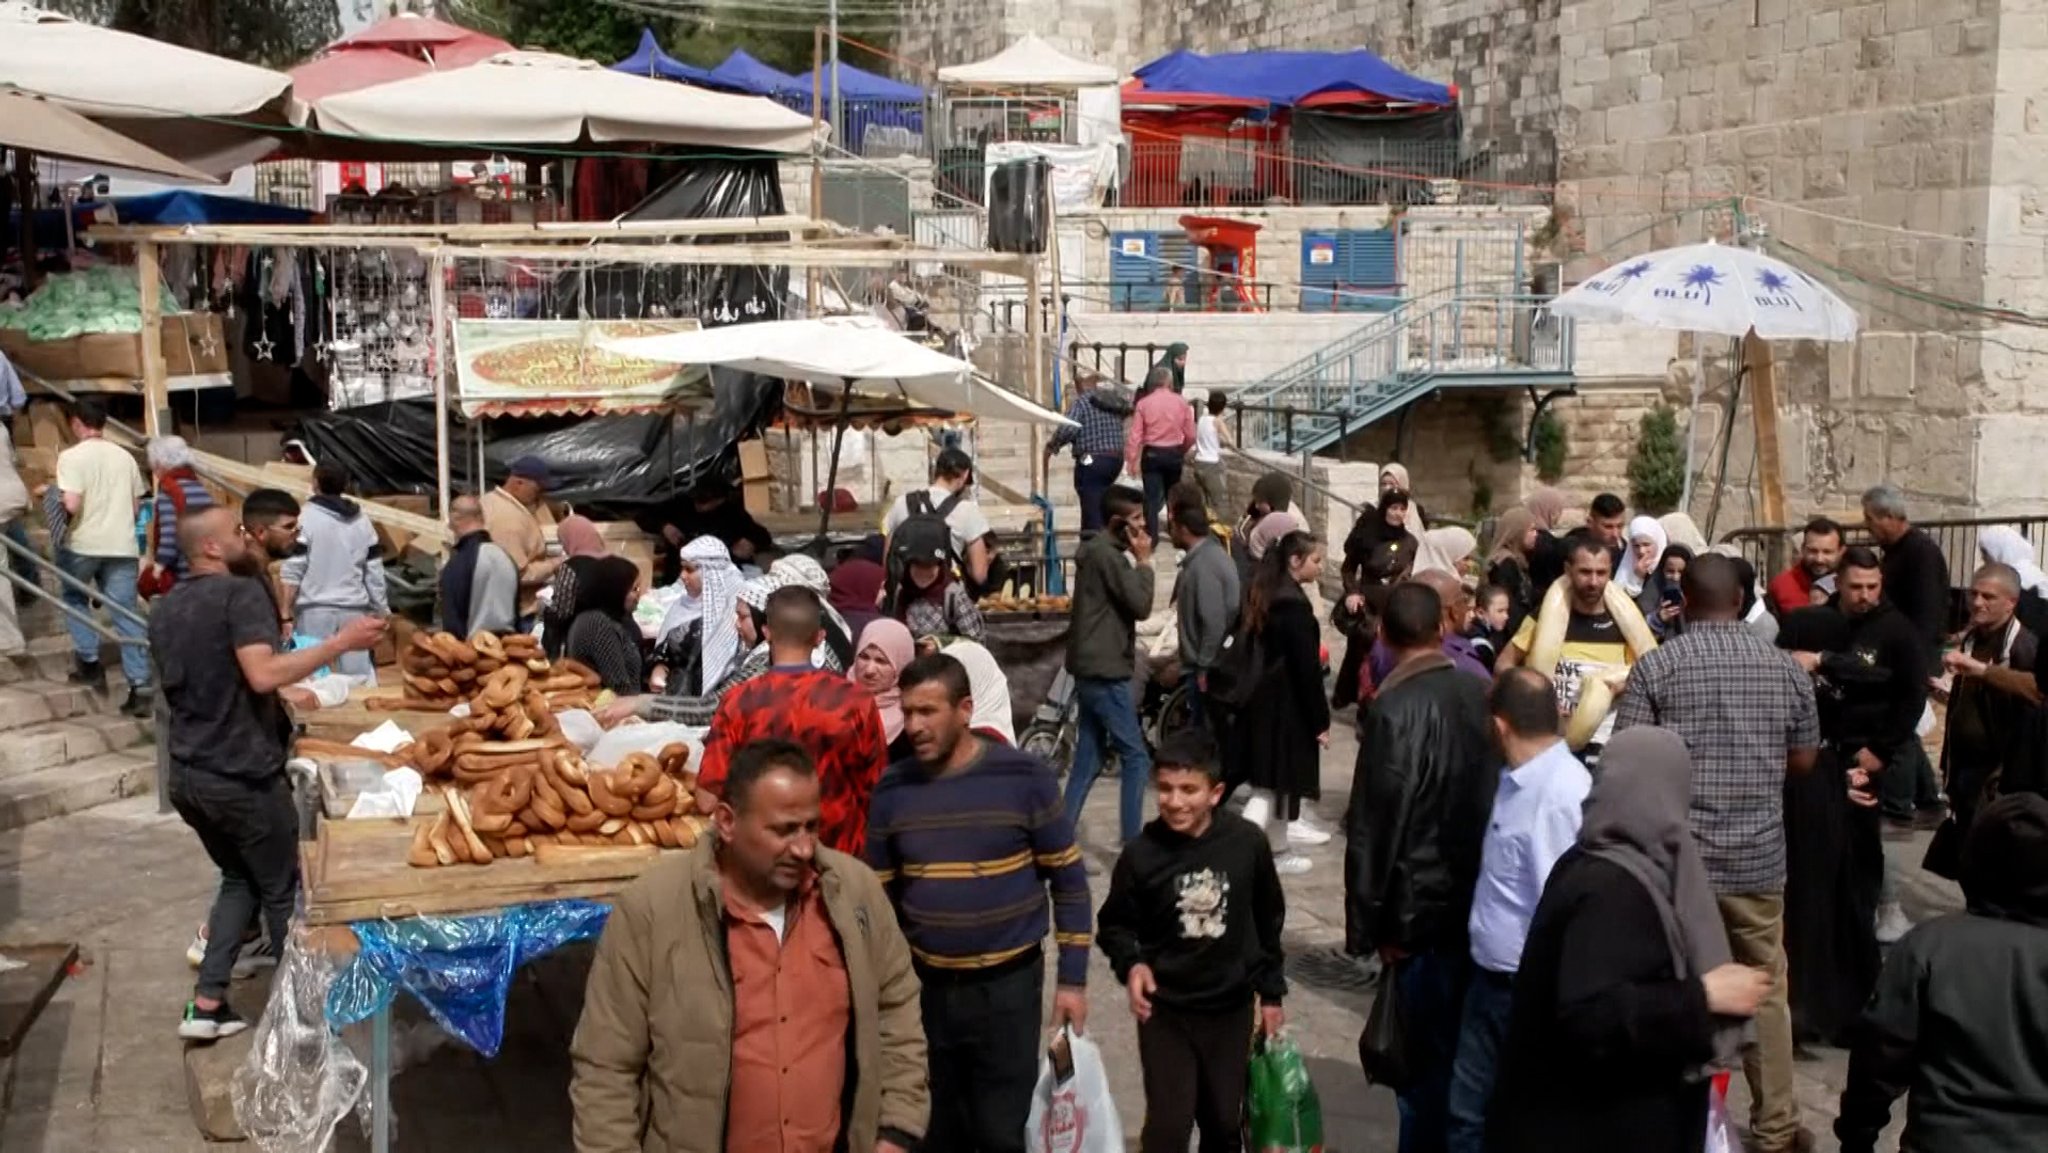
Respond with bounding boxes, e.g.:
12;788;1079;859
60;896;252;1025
809;25;825;315
828;0;842;149
431;253;451;518
817;379;856;543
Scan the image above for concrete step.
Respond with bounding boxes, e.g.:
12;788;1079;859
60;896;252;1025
0;747;155;833
0;679;117;729
0;714;150;781
0;635;138;691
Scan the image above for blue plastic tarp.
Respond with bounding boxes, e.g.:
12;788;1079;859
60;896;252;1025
706;49;796;96
780;60;923;107
612;27;715;85
1131;49;1453;109
326;900;611;1057
113;191;317;226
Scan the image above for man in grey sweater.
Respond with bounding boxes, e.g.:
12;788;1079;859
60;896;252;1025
280;462;388;685
1168;503;1239;726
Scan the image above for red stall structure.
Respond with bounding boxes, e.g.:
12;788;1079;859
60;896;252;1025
1118;48;1464;208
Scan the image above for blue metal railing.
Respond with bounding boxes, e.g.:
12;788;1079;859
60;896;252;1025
1231;293;1576;455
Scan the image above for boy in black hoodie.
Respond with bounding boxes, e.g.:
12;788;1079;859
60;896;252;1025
1098;729;1287;1153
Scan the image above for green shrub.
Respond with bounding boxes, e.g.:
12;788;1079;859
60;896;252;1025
1532;411;1568;482
1627;405;1686;514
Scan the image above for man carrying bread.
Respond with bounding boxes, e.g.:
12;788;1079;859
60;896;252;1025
153;506;385;1041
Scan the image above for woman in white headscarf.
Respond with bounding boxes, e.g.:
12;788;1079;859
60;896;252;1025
651;536;742;696
1978;526;2048;636
1619;515;1669;597
942;639;1016;745
1411;525;1477;579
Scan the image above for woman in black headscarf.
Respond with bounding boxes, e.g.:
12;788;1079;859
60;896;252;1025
1491;727;1769;1153
1331;491;1421;706
561;556;645;694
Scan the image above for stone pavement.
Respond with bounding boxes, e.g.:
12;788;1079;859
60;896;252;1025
0;722;1952;1151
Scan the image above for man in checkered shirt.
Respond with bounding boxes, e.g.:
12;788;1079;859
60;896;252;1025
1044;372;1130;533
1614;553;1820;1153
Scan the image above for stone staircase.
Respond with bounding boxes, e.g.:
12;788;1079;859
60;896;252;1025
0;587;156;833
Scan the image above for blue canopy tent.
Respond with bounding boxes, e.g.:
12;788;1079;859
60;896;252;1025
611;28;716;85
113;191;317;226
1127;48;1454;110
779;61;925;154
705;49;796;97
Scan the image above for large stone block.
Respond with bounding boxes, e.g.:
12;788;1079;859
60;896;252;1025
1913;334;1968;414
1858;334;1916;401
1887;415;1972;501
1975;414;2048;511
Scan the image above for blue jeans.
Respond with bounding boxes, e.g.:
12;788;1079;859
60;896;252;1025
1072;455;1122;534
1446;968;1516;1153
58;551;150;689
1062;674;1151;841
1393;948;1470;1153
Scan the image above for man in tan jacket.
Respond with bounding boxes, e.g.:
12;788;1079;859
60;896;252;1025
571;739;928;1152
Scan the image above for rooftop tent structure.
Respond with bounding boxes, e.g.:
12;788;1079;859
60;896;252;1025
611;28;716;85
301;51;815;159
1124;48;1454;110
779;61;925;153
1121;48;1460;207
936;35;1118;90
705;49;798;97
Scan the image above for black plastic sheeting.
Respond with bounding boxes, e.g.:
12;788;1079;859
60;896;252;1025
288;369;780;518
294;155;790;511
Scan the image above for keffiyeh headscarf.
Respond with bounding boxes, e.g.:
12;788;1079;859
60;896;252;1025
770;555;852;644
1979;526;2048;593
661;536;741;685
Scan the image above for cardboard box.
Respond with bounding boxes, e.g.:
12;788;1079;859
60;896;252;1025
592;522;655;589
737;438;771;481
28;404;69;452
0;313;228;382
743;476;773;517
373;494;433;558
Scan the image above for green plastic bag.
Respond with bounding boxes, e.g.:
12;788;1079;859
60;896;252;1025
1246;1033;1324;1153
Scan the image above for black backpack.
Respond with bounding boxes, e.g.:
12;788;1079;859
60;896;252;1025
1204;623;1272;710
891;489;964;571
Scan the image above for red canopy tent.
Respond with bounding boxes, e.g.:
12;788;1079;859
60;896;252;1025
288;12;512;101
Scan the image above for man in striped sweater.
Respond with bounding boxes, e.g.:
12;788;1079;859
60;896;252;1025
866;652;1093;1153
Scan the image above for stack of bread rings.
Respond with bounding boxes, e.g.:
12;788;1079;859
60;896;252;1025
374;629;603;713
406;741;704;867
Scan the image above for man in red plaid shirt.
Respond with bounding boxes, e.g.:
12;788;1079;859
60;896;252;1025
697;584;890;857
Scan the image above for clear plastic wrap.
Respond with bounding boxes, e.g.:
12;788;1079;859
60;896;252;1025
326;900;612;1057
232;936;370;1153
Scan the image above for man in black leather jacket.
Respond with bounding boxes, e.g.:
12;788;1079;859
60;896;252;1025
1345;581;1497;1150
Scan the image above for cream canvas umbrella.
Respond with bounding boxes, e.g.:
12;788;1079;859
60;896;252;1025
937;35;1120;89
0;89;218;183
0;2;299;173
308;51;816;154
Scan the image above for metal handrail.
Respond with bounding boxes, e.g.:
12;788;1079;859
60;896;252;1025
0;533;149;634
0;558;137;648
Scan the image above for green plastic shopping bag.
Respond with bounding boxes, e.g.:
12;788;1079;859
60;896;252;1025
1246;1033;1324;1153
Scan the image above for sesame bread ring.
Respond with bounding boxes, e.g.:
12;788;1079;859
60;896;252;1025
470;630;506;662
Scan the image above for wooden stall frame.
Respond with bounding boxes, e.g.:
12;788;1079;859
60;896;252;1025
89;219;1034;547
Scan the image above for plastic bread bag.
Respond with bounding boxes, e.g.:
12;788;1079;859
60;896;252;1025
232;933;370;1153
1024;1025;1124;1153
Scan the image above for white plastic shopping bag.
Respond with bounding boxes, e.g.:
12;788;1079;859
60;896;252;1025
1705;1071;1740;1153
1024;1026;1123;1153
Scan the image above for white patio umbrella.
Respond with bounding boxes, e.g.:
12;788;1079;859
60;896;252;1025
308;50;815;155
604;315;1073;536
0;2;299;172
601;316;1073;427
1549;240;1860;342
1551;240;1861;525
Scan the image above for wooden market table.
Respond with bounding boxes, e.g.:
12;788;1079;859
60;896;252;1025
299;815;668;1153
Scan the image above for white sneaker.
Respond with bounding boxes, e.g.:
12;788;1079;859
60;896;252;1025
1241;793;1272;829
1875;902;1913;945
1275;853;1313;876
1287;816;1333;846
186;929;207;969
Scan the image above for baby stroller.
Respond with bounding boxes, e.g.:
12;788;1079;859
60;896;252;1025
1019;666;1196;778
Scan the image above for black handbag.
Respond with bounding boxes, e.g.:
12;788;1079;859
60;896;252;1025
1922;815;1965;881
1358;958;1413;1091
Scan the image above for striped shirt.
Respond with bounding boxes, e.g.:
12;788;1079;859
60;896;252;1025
864;741;1093;986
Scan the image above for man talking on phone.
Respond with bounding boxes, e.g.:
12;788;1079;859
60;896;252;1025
1061;485;1156;844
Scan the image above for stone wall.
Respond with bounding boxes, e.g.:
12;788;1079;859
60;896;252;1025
1554;0;2048;520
